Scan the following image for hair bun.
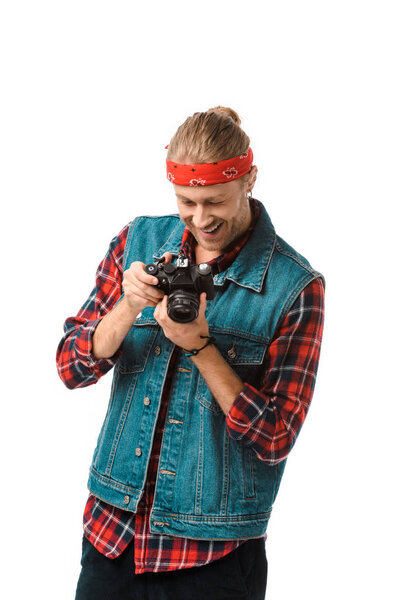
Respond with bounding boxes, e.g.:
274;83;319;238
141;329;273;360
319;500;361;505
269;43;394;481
168;106;250;164
207;106;241;126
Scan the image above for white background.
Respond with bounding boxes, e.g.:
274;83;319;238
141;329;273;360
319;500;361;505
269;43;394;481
1;1;399;598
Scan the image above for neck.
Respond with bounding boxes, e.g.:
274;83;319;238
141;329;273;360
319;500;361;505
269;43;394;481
195;246;221;263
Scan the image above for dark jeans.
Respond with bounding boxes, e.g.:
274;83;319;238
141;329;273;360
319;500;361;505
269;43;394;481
75;533;268;600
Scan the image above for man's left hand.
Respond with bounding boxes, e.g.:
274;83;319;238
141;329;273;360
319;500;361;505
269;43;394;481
153;292;210;351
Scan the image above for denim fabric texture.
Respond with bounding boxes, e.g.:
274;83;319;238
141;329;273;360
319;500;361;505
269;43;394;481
86;200;324;540
75;533;268;600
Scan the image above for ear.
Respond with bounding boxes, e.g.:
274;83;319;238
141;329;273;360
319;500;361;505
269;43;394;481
247;165;258;193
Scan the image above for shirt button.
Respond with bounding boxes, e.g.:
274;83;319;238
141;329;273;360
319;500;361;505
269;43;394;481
154;346;161;355
227;348;236;359
135;447;142;457
123;495;130;505
144;397;151;406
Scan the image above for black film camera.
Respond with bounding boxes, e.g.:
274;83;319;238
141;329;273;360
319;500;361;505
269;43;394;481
144;254;215;323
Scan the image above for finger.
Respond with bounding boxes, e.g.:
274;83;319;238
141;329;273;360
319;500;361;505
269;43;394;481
125;264;159;290
161;252;173;264
160;293;168;313
159;294;170;320
199;292;207;314
129;275;165;300
140;269;160;286
154;295;167;322
124;282;164;304
147;287;165;302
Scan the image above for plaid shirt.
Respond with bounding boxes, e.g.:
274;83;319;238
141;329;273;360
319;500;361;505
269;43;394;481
56;199;325;574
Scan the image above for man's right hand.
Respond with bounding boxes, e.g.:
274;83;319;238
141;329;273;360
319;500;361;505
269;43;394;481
122;252;173;313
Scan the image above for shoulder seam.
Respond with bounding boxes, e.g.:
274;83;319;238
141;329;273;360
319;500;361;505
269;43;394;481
275;239;315;275
271;273;322;341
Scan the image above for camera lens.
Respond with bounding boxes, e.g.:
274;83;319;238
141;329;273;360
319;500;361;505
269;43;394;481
167;290;199;323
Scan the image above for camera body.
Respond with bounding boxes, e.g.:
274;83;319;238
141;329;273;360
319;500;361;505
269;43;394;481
144;255;215;323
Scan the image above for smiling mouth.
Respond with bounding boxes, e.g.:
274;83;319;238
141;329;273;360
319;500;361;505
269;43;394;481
200;222;223;234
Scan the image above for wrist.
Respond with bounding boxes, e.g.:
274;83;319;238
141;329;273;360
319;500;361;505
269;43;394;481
183;335;215;357
92;297;140;360
121;296;144;320
187;339;218;363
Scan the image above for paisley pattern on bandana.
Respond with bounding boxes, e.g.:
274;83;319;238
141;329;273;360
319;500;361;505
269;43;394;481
166;147;253;186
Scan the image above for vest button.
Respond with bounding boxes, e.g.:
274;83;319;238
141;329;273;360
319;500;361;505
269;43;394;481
227;348;236;359
154;346;161;355
135;447;142;457
123;495;130;505
144;397;151;406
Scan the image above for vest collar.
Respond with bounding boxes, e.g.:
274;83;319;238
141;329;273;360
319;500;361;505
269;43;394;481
153;199;276;293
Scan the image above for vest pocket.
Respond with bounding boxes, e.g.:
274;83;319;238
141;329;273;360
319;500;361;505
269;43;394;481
195;333;268;412
219;334;268;387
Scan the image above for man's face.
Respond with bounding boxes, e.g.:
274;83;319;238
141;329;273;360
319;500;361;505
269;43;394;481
174;179;252;255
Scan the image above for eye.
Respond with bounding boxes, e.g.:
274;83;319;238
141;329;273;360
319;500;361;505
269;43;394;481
179;199;223;206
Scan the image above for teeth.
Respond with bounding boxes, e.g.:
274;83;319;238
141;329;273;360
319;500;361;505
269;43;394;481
202;223;221;233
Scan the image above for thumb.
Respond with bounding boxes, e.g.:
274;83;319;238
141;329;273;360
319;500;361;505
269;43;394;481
199;292;207;314
162;252;173;264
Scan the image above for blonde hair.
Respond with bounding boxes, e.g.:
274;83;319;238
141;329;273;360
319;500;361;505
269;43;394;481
167;106;251;166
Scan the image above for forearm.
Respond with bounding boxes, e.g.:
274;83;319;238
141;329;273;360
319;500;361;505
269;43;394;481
189;278;325;466
226;277;325;464
92;296;140;359
189;343;245;415
56;222;130;389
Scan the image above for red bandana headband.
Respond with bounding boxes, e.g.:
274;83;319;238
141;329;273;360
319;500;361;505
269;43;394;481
165;146;253;186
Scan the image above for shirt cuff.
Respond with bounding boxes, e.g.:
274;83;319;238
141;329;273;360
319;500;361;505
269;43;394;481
73;318;102;367
74;318;122;370
226;382;270;442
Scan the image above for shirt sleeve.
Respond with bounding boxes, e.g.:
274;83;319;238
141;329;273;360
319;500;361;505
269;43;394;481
225;276;325;465
56;223;130;389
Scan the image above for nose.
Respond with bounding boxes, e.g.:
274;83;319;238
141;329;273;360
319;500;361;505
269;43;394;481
191;205;213;229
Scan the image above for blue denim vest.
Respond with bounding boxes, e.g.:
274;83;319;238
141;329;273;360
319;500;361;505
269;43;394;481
87;200;324;541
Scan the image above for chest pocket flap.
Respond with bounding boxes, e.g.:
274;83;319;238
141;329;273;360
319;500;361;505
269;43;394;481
195;333;269;413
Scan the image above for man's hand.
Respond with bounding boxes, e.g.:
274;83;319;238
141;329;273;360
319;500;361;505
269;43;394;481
122;252;173;313
153;292;210;351
154;290;245;416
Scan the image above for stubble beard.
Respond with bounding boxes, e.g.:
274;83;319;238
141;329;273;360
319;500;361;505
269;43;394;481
193;194;251;253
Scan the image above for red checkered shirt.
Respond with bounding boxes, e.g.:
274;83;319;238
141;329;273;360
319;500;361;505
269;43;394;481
56;199;325;574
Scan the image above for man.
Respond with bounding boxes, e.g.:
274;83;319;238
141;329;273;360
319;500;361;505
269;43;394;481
57;106;325;599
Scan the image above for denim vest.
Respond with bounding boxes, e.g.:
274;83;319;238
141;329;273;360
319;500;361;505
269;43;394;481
87;200;324;541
